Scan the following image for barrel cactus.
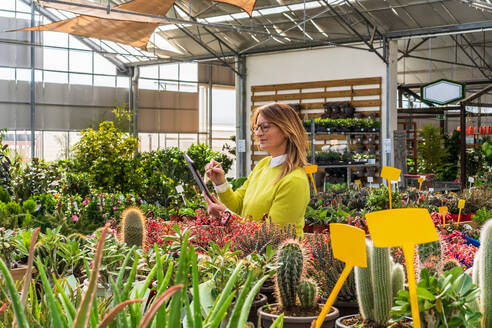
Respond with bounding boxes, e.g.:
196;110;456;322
298;279;318;310
120;207;146;248
355;239;402;327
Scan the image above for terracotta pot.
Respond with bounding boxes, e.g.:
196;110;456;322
248;293;268;326
259;304;339;328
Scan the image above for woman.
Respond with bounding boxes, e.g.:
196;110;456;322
204;102;310;236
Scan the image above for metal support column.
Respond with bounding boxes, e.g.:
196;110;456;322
460;104;466;190
130;66;139;138
208;64;213;147
30;2;36;159
235;56;247;177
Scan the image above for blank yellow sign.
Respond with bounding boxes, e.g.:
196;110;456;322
330;223;367;267
354;179;362;187
366;208;438;328
305;164;318;196
381;166;401;182
457;200;466;225
418;177;424;192
439;206;449;225
315;224;367;328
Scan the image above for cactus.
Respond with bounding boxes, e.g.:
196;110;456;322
391;264;404;299
442;258;460;272
355;239;399;327
275;240;304;309
418;239;444;275
120;207;146;248
476;220;492;328
298;279;318;309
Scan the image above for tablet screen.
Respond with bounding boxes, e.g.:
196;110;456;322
183;153;216;203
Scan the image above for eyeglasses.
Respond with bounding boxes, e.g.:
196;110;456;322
252;122;274;133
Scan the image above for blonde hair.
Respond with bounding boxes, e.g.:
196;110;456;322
251;103;308;184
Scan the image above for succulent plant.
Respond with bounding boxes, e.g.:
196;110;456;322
120;207;146;248
298;279;318;309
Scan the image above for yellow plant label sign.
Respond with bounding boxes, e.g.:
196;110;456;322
381;166;401;182
365;208;438;328
315;224;367;328
305;164;318;195
458;199;466;209
354;179;362;187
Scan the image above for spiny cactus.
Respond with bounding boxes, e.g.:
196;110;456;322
418;239;444;275
391;264;404;299
355;239;400;327
120;207;146;248
442;258;460;272
234;217;297;255
298;279;318;309
476;220;492;327
275;239;304;309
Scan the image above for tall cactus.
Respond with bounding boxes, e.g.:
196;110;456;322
355;239;399;326
391;264;405;299
298;279;318;309
476;220;492;327
120;207;146;248
275;240;304;309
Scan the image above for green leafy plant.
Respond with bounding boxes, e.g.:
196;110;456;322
367;187;402;210
392;267;481;328
472;207;492;226
418;124;449;174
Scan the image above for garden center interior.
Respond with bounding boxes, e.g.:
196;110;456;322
1;0;492;327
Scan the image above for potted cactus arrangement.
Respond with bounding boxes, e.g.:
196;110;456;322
335;240;405;328
258;239;339;328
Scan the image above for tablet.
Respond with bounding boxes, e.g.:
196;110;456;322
183;153;216;203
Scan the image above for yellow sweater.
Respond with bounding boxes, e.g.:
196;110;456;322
218;156;310;236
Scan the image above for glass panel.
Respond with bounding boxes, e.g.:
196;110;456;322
93;53;116;75
164;133;179;148
179;83;197;93
93;75;116;87
0;0;15;11
178;133;197;151
179;63;197;81
16;68;31;81
44;71;68;84
212;88;236;125
43;131;67;161
0;67;16;80
43;48;68;71
69;73;92;86
159;63;178;80
139;78;158;90
69;35;90;50
140;65;159;79
43;31;68;48
68;131;81;158
69;50;93;73
15;130;32;161
117;76;129;88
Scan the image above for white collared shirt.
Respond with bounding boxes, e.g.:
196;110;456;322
214;154;287;193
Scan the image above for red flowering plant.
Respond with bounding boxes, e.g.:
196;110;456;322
440;230;478;268
344;215;368;233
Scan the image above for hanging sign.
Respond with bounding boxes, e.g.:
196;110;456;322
421;79;465;105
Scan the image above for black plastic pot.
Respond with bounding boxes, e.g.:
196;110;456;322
258;304;339;328
335;314;357;328
248;293;268;326
260;285;275;304
332;301;359;318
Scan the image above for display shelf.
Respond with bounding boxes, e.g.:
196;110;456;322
317;163;379;168
306;131;380;135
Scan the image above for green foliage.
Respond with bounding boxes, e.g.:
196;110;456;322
418;124;449;174
275;240;304;309
392;267;482;328
0;131;11;195
473;207;492;226
355;240;398;327
367;186;402;210
298;279;318;309
11;158;61;202
482;141;492;167
22;198;37;213
0;186;9;203
439;130;461;180
121;207;146;248
71;121;138;193
228;176;247;191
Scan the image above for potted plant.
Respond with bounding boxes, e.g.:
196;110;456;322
258;240;339;328
391;267;481;327
335;240;405;328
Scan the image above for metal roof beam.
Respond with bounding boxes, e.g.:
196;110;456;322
386;21;492;39
451;34;492;80
398;37;429;60
20;0;128;73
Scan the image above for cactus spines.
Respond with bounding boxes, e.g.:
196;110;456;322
391;264;404;299
275;239;304;309
298;279;318;309
478;220;492;328
120;207;146;248
355;239;397;326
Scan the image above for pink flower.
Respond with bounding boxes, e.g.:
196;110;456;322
113;206;117;211
72;215;79;222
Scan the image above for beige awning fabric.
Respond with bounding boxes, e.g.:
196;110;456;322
207;0;257;16
16;0;175;50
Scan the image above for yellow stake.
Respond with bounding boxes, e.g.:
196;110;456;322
315;224;367;328
457;200;466;225
354;179;362;188
439;206;448;226
418;176;424;193
305;165;318;196
380;166;401;209
365;208;439;328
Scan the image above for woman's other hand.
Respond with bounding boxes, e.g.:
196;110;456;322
203;193;227;218
205;159;226;185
